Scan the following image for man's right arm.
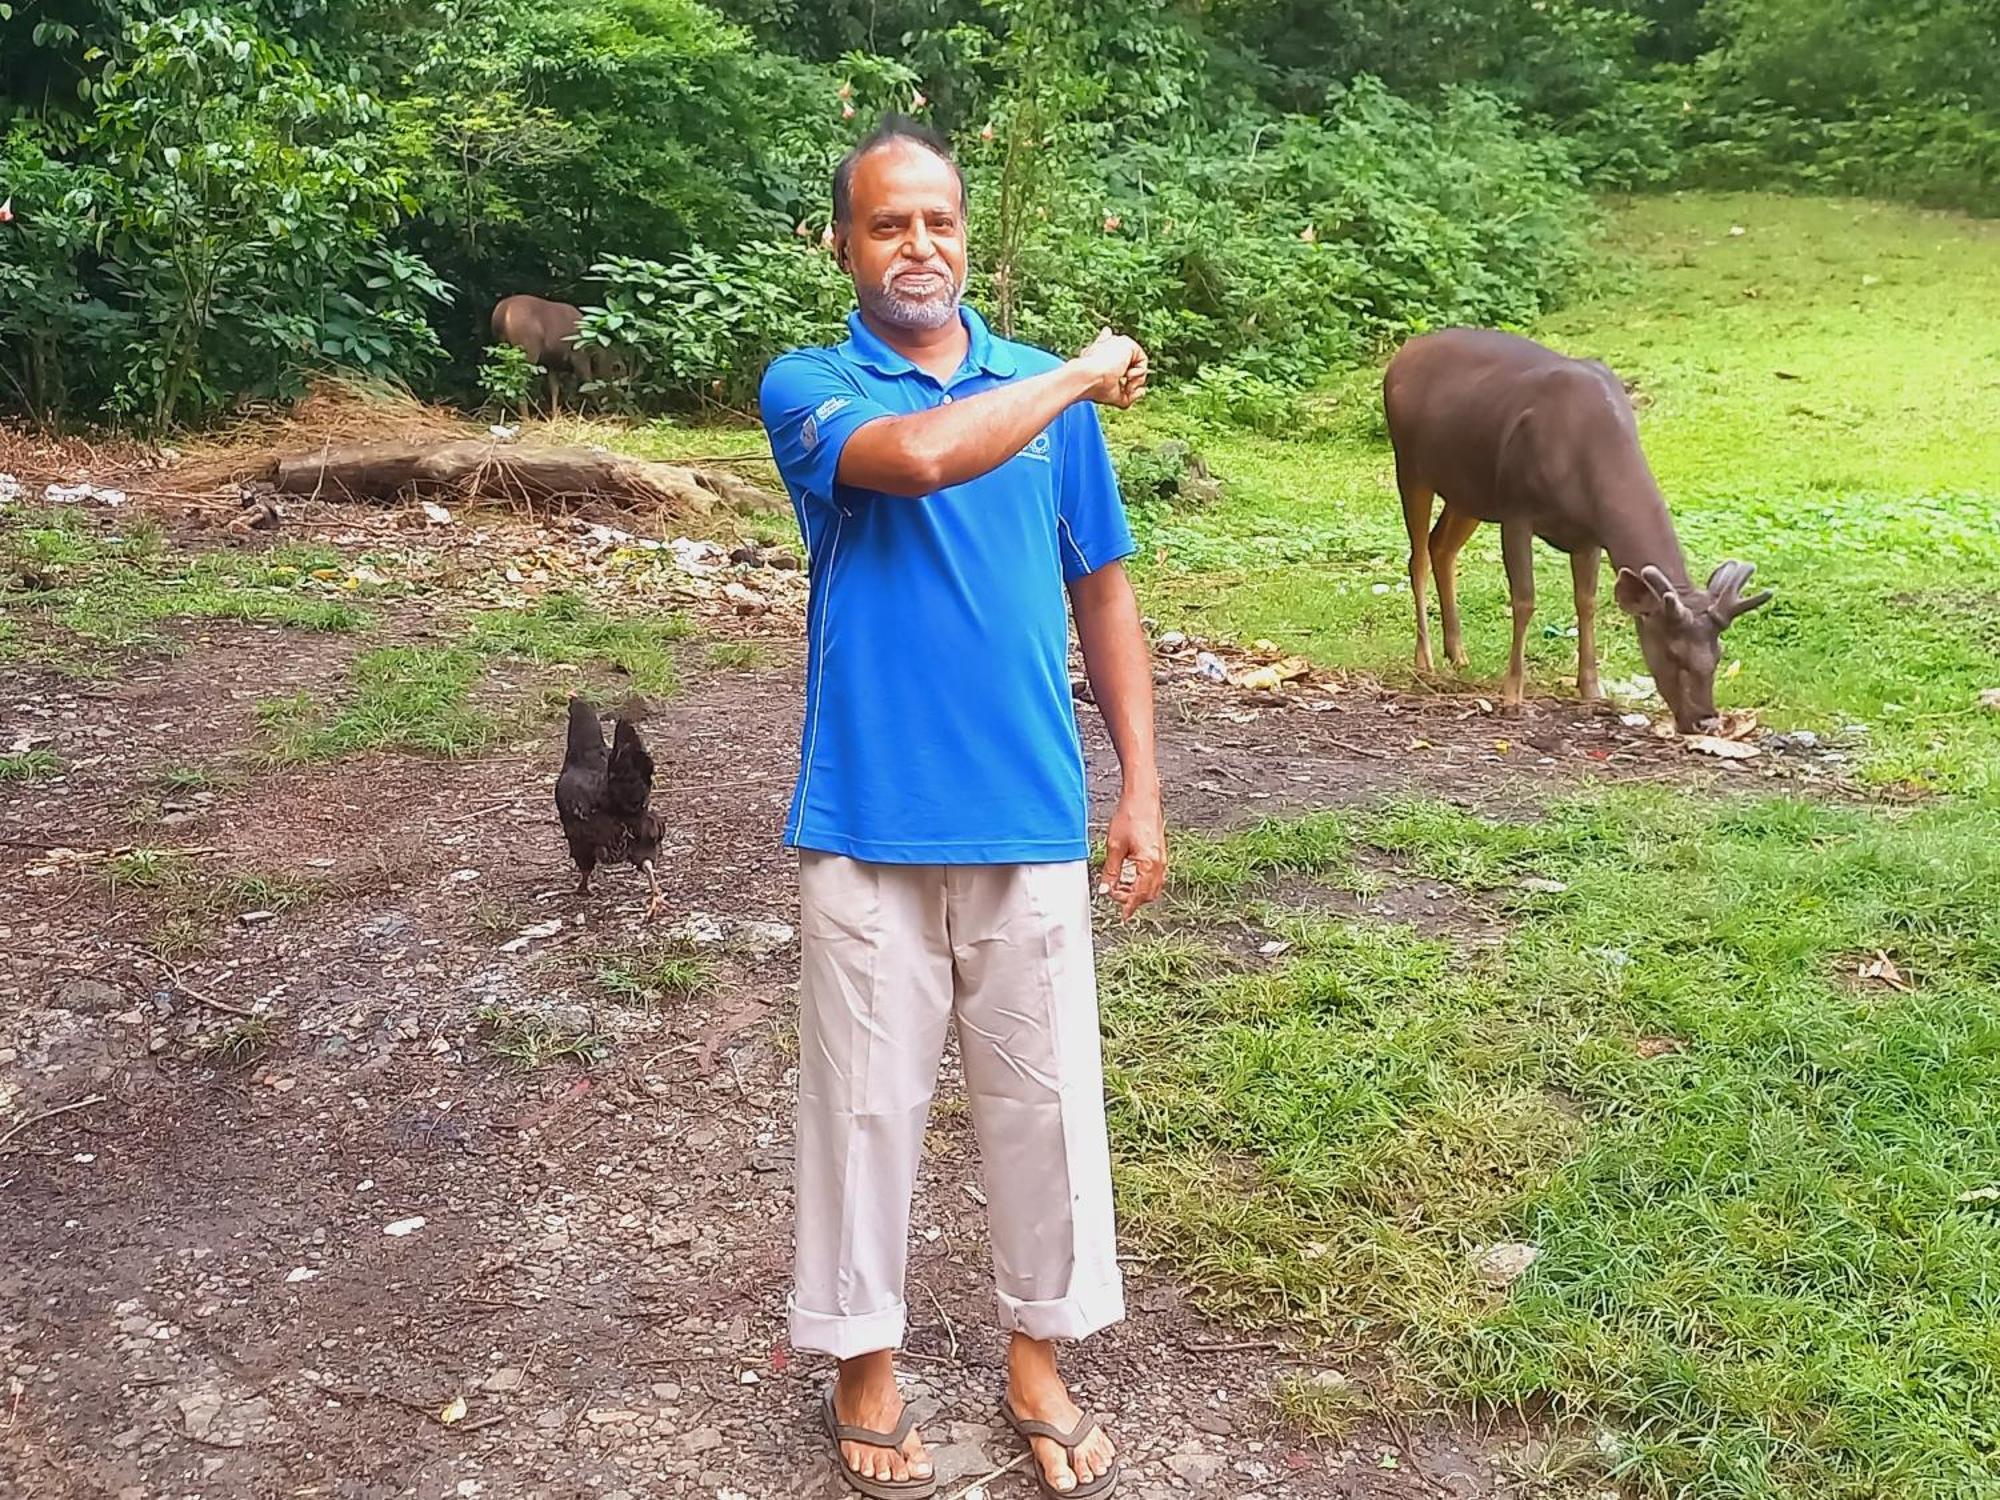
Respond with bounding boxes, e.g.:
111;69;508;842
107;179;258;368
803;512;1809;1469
838;330;1147;498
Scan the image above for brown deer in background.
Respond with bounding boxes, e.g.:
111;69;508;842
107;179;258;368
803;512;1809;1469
491;294;626;414
1383;328;1772;734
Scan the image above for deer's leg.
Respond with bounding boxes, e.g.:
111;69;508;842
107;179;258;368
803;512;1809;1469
1571;543;1603;701
1499;519;1536;715
1398;469;1437;674
1428;505;1482;670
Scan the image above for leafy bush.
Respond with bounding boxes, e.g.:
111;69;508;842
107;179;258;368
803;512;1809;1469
2;9;450;429
479;343;543;410
985;80;1593;397
577;240;852;406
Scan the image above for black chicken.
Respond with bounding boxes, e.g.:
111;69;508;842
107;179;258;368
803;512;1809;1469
556;696;665;910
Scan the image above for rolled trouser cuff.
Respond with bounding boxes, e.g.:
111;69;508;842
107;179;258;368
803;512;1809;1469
789;1294;909;1359
996;1276;1126;1343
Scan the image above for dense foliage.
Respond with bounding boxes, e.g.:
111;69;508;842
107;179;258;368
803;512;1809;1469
1;0;1994;428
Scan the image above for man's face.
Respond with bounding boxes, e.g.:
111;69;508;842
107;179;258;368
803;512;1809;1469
837;142;967;333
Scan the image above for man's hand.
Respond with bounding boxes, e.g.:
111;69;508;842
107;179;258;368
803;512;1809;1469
1099;785;1166;920
1069;328;1149;410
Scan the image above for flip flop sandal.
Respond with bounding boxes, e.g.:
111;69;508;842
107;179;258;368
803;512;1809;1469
1001;1396;1122;1499
822;1386;938;1499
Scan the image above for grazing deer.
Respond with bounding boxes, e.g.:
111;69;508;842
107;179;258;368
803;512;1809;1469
1383;328;1772;734
490;294;626;414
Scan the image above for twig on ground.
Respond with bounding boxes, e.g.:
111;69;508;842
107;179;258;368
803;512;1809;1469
164;1417;249;1451
918;1279;959;1361
1181;1338;1283;1355
135;948;262;1018
1380;1405;1453;1499
1319;736;1392;762
436;801;526;827
0;1094;107;1153
942;1452;1030;1500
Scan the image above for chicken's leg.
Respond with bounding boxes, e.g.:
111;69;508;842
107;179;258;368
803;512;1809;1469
641;860;665;918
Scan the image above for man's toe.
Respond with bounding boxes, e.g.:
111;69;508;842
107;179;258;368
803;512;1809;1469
1034;1437;1079;1493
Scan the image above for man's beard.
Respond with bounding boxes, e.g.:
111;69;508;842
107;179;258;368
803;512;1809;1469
859;259;963;331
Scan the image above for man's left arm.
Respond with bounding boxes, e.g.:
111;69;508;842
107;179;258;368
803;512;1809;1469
1070;562;1165;918
1057;395;1165;918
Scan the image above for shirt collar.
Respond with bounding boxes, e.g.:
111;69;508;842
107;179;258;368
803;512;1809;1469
841;305;1019;382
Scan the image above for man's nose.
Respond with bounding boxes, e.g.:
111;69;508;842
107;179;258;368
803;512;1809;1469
906;220;935;259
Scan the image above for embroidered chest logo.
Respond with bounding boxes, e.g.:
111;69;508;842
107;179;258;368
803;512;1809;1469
1021;430;1053;463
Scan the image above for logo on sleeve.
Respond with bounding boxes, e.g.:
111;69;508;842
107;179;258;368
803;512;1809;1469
1022;430;1053;463
801;395;850;452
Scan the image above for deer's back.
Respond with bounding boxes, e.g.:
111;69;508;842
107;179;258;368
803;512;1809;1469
491;295;584;364
1384;328;1639;532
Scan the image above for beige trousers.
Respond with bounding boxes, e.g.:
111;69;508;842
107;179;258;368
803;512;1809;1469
789;852;1125;1359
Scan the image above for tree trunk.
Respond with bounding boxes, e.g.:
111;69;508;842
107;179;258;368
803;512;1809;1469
266;438;778;516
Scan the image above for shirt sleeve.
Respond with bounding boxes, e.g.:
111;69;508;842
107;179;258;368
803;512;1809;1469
1054;399;1136;583
758;352;893;503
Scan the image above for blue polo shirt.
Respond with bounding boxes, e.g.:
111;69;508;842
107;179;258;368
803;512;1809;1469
758;307;1135;865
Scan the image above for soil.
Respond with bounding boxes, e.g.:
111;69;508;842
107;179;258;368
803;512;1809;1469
0;445;1802;1500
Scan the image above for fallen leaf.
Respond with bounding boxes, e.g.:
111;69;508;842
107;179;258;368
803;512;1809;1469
1474;1241;1541;1287
1979;688;2000;712
1859;950;1910;991
1518;877;1567;895
439;1395;467;1425
421;501;453;525
1687;734;1760;760
1957;1186;2000;1204
382;1216;427;1238
284;1266;319;1284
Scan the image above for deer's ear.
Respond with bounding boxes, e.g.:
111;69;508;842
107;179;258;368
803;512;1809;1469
1613;567;1658;616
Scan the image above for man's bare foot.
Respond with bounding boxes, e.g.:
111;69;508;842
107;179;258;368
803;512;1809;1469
834;1351;933;1487
1007;1334;1117;1493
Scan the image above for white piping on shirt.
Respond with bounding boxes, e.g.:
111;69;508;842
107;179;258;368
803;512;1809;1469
792;509;844;838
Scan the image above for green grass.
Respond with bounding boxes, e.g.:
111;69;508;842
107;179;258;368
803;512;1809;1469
105;851;328;953
258;592;691;763
476;1004;608;1069
155;763;230;793
1272;1370;1373;1442
0;749;63;782
197;1016;277;1066
0;514;373;660
1089;193;2000;1496
707;639;774;671
598;945;718;1005
1106;792;2000;1499
258;646;494;761
1117;192;2000;800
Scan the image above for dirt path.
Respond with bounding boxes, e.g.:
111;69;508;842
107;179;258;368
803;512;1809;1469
0;480;1799;1498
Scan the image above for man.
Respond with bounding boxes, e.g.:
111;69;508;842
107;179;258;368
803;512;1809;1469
758;115;1165;1500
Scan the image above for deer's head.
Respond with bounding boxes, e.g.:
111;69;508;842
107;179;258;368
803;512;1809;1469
1613;561;1772;734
